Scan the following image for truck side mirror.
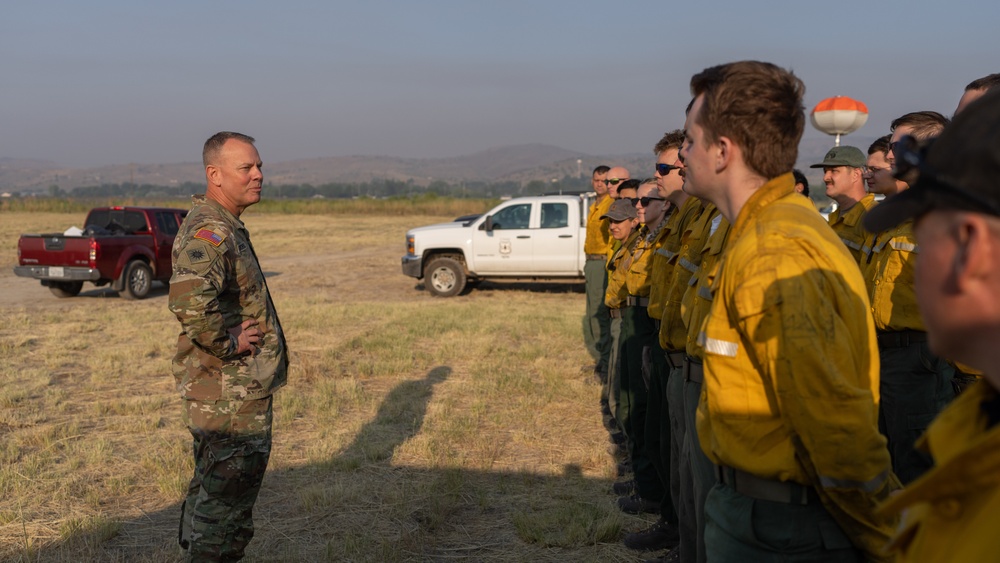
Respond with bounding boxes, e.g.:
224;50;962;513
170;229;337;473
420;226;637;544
482;215;494;232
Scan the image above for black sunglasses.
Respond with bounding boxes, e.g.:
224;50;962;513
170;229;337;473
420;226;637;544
629;196;665;207
655;163;680;176
891;136;922;179
605;178;627;186
893;134;1000;217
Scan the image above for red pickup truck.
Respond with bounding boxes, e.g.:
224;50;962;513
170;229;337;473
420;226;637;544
14;206;187;299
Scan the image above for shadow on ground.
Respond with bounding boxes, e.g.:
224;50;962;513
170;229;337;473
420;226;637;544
474;280;585;295
23;366;641;563
65;273;282;301
414;280;586;297
68;282;170;300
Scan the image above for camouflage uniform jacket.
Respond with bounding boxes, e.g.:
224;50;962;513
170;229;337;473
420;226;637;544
169;195;289;401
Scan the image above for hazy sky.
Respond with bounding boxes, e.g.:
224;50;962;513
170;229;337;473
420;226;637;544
2;1;996;167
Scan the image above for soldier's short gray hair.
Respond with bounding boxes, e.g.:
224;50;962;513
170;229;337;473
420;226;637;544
203;132;256;167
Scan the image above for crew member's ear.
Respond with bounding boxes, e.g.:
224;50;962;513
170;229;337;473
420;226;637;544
206;165;222;188
953;214;993;288
715;136;733;173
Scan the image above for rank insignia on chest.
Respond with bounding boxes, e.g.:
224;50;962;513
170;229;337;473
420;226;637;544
194;229;225;247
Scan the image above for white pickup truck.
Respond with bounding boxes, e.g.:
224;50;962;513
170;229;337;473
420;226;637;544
401;193;596;296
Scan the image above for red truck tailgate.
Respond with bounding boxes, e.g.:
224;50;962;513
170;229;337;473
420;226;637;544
17;235;94;268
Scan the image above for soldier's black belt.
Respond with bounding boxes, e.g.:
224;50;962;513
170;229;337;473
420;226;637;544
586;254;606;261
876;329;928;349
715;465;816;505
683;356;703;383
625;295;649;307
665;350;685;370
609;308;622;319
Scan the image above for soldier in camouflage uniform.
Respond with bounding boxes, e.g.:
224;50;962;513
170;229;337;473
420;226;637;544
169;131;289;562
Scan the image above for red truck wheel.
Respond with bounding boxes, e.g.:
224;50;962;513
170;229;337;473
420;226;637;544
120;260;153;300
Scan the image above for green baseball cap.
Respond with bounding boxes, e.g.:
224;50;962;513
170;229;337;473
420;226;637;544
809;146;866;169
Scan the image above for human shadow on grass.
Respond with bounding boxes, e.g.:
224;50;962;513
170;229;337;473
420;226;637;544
329;365;450;470
32;365;631;563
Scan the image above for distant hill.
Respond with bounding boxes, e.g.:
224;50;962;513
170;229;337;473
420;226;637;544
0;144;599;194
264;144;595;186
0;137;877;195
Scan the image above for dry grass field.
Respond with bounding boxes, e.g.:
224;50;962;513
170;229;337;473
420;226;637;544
0;207;653;562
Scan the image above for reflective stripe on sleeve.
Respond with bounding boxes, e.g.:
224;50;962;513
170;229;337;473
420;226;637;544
698;332;738;357
709;214;723;236
657;248;677;260
840;238;862;251
679;257;699;273
889;240;918;252
697;286;713;301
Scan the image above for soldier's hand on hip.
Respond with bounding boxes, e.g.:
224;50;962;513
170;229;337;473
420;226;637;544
230;318;262;356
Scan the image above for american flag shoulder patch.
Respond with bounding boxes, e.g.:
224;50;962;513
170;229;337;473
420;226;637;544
194;229;225;247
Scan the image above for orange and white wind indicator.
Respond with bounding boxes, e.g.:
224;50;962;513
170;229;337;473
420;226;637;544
810;96;868;146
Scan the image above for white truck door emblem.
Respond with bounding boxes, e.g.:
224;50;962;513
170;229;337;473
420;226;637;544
499;240;512;255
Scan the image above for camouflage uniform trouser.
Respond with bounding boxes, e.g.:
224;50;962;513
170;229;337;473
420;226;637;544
179;396;273;563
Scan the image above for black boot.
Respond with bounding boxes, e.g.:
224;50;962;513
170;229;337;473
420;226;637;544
623;518;679;551
617;493;661;515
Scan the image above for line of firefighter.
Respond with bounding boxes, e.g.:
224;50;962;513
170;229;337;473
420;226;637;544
582;63;995;563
